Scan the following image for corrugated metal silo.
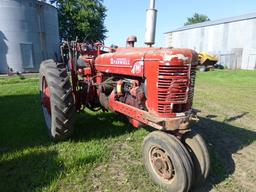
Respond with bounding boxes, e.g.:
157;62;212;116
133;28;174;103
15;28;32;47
0;0;60;74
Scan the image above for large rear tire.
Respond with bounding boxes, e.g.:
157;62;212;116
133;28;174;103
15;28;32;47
39;59;75;141
182;130;210;186
142;131;193;192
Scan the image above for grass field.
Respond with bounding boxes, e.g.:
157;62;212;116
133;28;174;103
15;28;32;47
0;70;255;192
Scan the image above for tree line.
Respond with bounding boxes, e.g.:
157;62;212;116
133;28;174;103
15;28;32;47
50;1;209;43
50;0;107;42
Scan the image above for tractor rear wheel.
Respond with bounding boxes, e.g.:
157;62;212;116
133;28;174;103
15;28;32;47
182;130;210;186
39;59;75;141
142;131;193;192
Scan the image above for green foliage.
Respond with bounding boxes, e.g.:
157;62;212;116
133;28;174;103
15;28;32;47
184;13;210;26
51;0;107;42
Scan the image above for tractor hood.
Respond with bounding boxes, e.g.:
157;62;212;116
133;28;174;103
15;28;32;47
95;47;198;77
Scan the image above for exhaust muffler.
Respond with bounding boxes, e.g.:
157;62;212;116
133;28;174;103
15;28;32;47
145;0;157;46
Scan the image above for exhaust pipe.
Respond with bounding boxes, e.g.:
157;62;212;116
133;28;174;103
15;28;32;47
145;0;157;46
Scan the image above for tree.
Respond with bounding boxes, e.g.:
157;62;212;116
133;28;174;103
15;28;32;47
50;0;107;42
184;13;210;26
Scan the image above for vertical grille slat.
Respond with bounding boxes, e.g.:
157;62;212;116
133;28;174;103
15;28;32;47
157;65;196;114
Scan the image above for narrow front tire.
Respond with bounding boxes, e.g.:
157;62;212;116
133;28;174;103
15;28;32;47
182;130;210;186
142;131;193;192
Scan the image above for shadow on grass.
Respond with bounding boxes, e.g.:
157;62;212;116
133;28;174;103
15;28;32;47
192;116;256;192
0;150;63;192
72;111;136;141
0;94;135;153
0;94;133;191
0;94;51;154
1;94;256;191
224;112;249;123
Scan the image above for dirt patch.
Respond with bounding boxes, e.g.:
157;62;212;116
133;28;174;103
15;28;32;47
85;139;136;192
193;115;256;192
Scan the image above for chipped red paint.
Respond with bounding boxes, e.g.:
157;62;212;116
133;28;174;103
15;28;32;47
69;41;198;131
95;47;197;118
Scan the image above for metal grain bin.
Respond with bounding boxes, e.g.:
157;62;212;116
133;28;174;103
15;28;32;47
0;0;59;74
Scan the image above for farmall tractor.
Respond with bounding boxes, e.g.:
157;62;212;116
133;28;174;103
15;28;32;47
39;0;210;191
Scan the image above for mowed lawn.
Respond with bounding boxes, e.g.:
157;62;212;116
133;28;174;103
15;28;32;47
0;70;255;192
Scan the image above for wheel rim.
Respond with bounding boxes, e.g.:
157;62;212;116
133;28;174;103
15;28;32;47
41;77;52;130
149;146;175;182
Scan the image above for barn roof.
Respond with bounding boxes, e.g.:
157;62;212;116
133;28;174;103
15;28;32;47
165;12;256;34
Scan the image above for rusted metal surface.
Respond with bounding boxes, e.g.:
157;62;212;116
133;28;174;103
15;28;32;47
38;1;205;189
149;146;175;181
126;35;137;48
60;28;198;133
108;88;195;131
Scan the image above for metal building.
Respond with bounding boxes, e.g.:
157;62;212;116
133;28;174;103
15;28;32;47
165;13;256;70
0;0;59;74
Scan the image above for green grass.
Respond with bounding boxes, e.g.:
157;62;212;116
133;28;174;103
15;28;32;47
0;70;256;192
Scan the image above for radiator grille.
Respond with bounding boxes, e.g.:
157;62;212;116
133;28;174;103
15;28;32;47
157;65;196;114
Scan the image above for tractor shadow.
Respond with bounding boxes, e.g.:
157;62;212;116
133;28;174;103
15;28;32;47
72;111;136;141
0;93;131;191
0;93;65;191
191;115;256;192
1;93;255;191
0;150;63;192
73;111;256;191
0;93;135;153
0;94;52;154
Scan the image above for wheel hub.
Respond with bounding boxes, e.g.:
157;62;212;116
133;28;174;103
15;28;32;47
150;146;175;181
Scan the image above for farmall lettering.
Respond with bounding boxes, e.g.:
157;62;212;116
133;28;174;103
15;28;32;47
110;58;130;65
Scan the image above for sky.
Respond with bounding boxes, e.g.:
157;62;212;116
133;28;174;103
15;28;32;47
103;0;256;47
46;0;256;47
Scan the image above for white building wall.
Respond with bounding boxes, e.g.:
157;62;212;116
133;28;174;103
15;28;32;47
166;18;256;69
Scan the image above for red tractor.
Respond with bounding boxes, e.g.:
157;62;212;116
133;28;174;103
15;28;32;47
39;1;210;191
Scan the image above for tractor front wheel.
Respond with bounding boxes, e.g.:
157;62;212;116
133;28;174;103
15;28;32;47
39;60;75;141
142;131;193;192
182;130;210;186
